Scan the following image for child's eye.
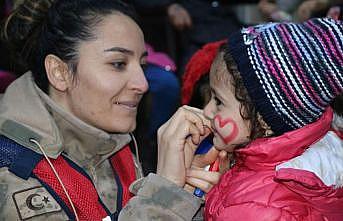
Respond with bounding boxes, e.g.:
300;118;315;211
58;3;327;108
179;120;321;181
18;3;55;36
111;61;126;70
214;96;222;106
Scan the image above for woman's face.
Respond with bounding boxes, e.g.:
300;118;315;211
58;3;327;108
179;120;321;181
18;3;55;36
203;55;250;152
62;13;148;133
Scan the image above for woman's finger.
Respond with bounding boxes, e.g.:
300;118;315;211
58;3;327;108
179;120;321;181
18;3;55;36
185;176;215;193
158;107;204;147
182;105;211;128
192;147;220;168
182;108;206;135
188;123;202;145
186;168;221;185
182;105;203;114
218;150;230;174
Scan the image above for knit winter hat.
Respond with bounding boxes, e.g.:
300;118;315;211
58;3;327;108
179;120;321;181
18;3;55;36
228;18;343;135
182;40;226;105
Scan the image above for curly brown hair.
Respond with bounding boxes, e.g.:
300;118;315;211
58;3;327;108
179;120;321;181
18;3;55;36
217;43;271;141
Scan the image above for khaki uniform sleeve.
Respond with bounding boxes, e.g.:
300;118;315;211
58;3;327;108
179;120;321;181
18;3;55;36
0;168;68;221
119;173;203;221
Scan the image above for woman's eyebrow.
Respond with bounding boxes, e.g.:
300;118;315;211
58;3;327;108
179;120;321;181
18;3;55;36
104;47;134;55
104;47;148;59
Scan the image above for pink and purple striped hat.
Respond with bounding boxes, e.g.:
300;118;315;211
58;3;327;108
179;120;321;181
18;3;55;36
228;18;343;135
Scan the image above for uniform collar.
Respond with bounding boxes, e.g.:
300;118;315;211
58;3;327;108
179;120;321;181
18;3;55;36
236;108;333;169
0;72;131;169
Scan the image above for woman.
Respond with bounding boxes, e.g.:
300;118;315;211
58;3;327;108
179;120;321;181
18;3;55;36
0;0;223;220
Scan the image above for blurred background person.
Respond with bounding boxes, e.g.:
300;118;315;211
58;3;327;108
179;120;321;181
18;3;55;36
258;0;340;22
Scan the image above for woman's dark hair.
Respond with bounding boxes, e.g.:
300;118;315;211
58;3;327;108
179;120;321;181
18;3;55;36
219;44;267;140
2;0;137;93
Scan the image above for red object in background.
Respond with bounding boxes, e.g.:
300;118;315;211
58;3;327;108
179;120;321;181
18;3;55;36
0;71;16;93
181;39;226;105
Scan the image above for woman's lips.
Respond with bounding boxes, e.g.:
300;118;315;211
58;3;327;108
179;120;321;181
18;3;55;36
115;101;138;110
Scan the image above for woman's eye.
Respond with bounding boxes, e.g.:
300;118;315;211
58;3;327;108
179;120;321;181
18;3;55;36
111;61;126;70
141;63;148;71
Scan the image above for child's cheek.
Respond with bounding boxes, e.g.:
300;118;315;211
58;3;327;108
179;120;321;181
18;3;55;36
214;115;239;144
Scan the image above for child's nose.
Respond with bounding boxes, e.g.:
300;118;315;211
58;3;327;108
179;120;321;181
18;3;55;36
203;101;215;120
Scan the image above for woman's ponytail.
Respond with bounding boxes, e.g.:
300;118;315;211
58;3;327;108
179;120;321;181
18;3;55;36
2;0;53;74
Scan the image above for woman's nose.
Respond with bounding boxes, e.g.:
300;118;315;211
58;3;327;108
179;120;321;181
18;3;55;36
131;66;149;94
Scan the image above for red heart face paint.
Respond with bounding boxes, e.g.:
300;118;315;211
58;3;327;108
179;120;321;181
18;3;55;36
214;115;239;144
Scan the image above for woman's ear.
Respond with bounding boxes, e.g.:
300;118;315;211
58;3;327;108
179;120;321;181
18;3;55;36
45;54;72;92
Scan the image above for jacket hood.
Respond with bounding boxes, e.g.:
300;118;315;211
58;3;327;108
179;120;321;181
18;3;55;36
236;107;343;188
236;107;333;169
0;72;131;162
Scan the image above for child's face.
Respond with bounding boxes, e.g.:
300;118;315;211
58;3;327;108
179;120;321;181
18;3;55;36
203;55;250;152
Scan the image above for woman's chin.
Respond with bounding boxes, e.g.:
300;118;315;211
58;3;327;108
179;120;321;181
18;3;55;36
102;121;136;134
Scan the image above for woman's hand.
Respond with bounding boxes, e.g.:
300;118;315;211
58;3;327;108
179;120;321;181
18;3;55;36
185;148;231;194
156;106;211;187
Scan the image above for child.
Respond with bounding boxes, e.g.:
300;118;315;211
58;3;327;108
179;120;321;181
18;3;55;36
203;18;343;220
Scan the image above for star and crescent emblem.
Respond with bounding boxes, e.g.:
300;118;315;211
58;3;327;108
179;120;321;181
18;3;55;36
12;186;61;220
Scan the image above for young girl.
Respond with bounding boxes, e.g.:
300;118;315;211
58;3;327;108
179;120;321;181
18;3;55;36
203;18;343;220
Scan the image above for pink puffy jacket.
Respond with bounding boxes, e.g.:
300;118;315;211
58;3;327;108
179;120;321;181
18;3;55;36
205;108;343;221
0;71;16;93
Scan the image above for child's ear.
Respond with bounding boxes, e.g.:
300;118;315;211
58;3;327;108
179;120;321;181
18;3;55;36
45;54;72;92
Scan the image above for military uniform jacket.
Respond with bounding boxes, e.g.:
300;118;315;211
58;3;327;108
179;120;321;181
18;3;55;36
0;73;202;220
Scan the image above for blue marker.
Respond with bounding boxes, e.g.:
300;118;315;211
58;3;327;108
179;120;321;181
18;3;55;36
193;135;213;198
